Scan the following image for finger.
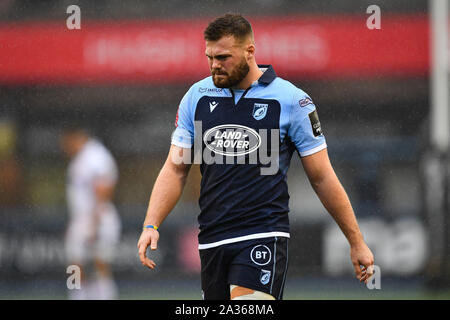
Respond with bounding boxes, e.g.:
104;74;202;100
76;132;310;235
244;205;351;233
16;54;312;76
139;247;156;269
352;262;362;280
360;273;370;283
138;246;156;267
142;258;155;269
360;272;367;282
150;236;158;250
138;242;149;264
143;258;156;269
361;264;373;274
361;267;375;283
364;267;374;282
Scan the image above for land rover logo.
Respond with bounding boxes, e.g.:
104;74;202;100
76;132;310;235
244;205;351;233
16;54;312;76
203;124;261;156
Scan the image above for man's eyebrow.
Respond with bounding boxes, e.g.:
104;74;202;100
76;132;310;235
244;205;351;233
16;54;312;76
205;53;232;58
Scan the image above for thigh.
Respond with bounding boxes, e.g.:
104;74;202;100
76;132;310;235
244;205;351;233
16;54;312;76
199;246;231;300
228;237;289;300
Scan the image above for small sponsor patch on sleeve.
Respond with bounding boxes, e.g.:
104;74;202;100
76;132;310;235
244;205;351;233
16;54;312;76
299;97;314;107
174;108;180;127
308;110;323;137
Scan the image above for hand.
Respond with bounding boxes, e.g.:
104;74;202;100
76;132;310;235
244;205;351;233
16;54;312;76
137;228;159;269
350;242;374;284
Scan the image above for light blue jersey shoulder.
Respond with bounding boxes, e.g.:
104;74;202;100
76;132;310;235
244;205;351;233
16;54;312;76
254;76;326;157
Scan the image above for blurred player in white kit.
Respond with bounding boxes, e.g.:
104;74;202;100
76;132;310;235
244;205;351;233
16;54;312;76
61;126;121;300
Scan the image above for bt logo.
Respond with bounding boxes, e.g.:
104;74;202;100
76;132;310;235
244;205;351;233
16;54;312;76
250;245;272;266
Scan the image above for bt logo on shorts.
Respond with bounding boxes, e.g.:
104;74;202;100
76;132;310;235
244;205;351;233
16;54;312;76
250;245;271;266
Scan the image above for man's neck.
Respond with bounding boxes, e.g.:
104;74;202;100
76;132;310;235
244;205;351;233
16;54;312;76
234;62;263;90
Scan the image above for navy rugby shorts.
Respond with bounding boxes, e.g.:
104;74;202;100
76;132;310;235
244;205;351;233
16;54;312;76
199;236;289;300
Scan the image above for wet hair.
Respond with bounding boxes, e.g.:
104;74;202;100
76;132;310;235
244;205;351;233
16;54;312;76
204;13;253;43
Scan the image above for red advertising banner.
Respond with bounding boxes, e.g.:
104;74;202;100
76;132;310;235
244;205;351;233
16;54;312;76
0;15;429;85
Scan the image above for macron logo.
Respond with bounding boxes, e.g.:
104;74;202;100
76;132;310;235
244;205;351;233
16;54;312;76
209;101;219;113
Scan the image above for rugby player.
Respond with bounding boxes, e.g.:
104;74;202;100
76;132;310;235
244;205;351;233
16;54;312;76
138;14;374;300
61;127;121;299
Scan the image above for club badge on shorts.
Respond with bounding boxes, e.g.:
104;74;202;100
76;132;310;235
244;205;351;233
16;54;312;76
260;269;271;285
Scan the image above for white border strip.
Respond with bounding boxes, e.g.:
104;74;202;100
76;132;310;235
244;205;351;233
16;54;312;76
299;142;327;157
171;140;193;149
270;237;277;295
198;231;290;250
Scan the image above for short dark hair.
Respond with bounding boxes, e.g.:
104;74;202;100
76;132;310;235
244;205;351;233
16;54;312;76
204;14;253;43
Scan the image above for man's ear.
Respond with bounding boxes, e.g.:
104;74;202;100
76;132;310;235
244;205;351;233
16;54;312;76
246;43;256;60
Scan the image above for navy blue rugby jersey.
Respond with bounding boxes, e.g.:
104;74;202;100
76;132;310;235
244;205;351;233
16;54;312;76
171;65;326;249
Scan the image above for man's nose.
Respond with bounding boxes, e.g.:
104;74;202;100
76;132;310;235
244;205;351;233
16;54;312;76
211;58;221;70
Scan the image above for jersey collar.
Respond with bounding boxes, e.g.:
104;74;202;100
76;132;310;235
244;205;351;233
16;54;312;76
257;64;277;85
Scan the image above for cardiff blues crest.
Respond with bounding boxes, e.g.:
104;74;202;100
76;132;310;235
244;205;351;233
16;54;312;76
260;269;271;285
252;103;268;120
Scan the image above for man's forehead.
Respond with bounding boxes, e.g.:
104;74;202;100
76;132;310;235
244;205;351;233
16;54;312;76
205;46;233;56
205;35;242;54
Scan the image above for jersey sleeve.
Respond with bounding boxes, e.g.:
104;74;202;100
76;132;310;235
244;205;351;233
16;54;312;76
287;89;327;157
171;86;195;148
90;147;118;186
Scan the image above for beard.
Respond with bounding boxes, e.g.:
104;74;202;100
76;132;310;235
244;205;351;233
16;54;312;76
211;57;250;88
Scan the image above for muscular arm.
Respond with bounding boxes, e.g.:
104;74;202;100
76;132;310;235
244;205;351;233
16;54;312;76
138;145;192;269
142;145;191;228
301;148;374;282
